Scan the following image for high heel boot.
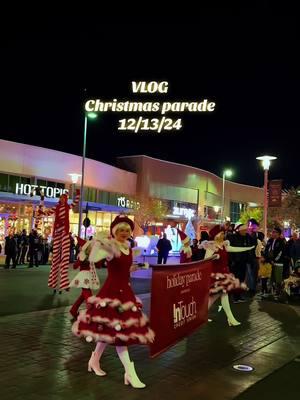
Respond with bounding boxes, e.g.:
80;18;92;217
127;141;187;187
124;361;146;389
221;294;241;327
88;351;106;376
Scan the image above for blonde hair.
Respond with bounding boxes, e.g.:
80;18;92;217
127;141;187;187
214;231;224;243
113;222;132;236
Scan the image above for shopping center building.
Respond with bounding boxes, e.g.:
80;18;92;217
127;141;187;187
0;139;264;252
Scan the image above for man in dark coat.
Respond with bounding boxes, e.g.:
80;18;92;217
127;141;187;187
4;232;17;269
264;227;286;296
156;233;172;264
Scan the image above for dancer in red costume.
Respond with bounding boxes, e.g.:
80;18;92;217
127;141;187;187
72;215;155;389
37;189;80;292
178;229;192;263
69;237;101;319
202;226;254;326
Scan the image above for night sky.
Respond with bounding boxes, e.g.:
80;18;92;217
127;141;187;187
0;10;298;188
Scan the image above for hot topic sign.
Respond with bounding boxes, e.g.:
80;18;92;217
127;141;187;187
85;81;216;133
16;183;68;198
150;259;212;358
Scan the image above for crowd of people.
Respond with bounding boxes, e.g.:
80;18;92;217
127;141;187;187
187;219;300;300
2;229;78;269
154;218;300;300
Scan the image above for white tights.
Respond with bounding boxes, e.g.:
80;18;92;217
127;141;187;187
94;343;131;372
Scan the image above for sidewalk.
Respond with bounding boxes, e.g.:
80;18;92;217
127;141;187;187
1;283;300;400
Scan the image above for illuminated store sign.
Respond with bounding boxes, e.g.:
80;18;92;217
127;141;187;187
16;183;68;198
172;207;195;219
117;196;140;209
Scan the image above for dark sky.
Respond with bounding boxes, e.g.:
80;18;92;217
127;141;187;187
0;10;298;188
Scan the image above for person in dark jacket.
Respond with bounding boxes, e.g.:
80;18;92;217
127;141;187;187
199;231;209;260
156;233;172;264
229;224;256;301
4;232;17;269
264;227;286;296
28;229;40;268
191;239;201;261
290;233;300;269
18;229;29;264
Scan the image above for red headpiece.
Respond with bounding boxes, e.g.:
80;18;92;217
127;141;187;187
209;225;223;240
110;215;135;237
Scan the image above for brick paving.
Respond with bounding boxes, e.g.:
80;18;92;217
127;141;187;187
1;266;300;399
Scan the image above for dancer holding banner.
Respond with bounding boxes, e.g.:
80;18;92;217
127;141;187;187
202;226;254;326
72;215;154;389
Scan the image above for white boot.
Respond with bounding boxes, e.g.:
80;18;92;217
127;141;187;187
124;361;146;389
116;346;146;389
221;294;241;327
88;343;107;376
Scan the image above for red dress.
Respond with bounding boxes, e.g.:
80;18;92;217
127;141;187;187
212;247;230;274
72;248;155;346
209;245;245;295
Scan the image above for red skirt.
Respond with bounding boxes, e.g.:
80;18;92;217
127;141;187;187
72;281;155;346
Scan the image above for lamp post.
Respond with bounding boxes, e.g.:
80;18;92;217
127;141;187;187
78;112;97;238
68;173;81;198
256;155;277;237
221;169;233;222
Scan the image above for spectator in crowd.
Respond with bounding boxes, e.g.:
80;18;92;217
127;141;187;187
28;229;40;268
264;227;286;297
230;224;256;301
156;233;172;264
4;231;17;269
290;232;300;269
247;219;264;295
18;229;28;265
191;239;201;261
258;254;272;297
199;231;209;260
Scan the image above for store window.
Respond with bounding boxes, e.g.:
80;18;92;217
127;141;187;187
204;205;221;220
86;188;97;202
230;201;246;223
8;175;21;193
0;173;9;192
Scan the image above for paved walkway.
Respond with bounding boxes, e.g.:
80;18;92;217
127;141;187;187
0;266;300;399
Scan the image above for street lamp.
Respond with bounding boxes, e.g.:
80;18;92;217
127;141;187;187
78;112;97;238
68;173;81;198
221;169;233;222
256;155;277;237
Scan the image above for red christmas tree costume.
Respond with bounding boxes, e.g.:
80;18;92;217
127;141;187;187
73;244;154;345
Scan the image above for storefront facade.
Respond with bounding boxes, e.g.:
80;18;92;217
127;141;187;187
117;155;264;238
0;139;137;250
0;140;264;254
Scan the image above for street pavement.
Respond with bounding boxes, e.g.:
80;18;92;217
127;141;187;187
0;263;300;400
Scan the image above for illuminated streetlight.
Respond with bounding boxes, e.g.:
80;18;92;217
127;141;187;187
68;173;81;184
256;155;277;236
221;169;233;222
78;113;98;238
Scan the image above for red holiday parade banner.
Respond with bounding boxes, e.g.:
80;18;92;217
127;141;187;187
149;259;213;358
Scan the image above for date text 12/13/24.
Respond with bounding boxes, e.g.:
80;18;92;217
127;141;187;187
118;117;182;133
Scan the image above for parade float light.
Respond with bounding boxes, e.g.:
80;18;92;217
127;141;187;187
221;169;233;222
256;155;277;236
78;112;98;237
